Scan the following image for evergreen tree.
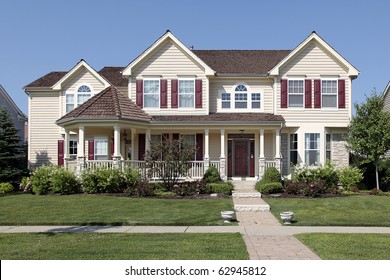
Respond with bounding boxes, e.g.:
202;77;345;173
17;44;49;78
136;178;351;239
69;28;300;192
0;107;27;186
346;91;390;190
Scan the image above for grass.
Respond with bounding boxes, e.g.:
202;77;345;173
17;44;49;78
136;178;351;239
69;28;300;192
264;195;390;226
296;233;390;260
0;194;234;226
0;232;248;260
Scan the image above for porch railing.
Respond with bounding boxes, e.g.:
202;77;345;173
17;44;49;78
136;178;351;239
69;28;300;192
265;160;277;169
85;160;114;170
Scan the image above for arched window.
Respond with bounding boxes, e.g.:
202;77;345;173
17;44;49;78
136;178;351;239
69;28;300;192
65;85;93;113
235;84;247;108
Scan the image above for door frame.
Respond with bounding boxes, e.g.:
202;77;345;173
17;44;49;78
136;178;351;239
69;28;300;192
227;134;255;178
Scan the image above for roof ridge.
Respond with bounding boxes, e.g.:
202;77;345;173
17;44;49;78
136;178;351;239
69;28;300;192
111;87;122;117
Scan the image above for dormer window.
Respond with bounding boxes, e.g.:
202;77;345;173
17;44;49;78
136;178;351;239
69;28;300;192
66;85;93;113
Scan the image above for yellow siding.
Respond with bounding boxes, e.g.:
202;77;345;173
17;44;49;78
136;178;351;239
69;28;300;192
131;40;208;115
29;92;62;168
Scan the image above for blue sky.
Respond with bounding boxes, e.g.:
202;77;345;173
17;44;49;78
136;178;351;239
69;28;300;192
0;0;389;115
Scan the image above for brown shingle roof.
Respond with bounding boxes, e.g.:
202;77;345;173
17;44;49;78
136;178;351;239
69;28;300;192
56;86;151;124
192;50;291;75
25;71;67;88
98;66;127;87
152;113;284;123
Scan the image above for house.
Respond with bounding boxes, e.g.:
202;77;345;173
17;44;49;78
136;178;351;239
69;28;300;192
382;81;390;111
23;31;359;180
0;84;28;143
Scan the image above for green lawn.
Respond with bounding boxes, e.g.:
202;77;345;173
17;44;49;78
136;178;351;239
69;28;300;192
0;232;248;260
296;233;390;260
0;194;234;226
264;195;390;226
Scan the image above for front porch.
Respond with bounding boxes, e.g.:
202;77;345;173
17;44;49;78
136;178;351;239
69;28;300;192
62;126;283;180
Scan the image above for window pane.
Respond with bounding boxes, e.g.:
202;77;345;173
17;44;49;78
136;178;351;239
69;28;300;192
179;94;194;107
289;95;303;107
221;93;231;109
144;80;159;94
77;94;91;106
322;95;337;107
222;102;230;109
179;80;194;93
66;104;74;113
144;94;159;107
235;102;247;108
305;151;320;166
95;139;108;156
78;85;91;92
252;93;261;108
221;93;230;101
290;151;298;165
235;84;247;91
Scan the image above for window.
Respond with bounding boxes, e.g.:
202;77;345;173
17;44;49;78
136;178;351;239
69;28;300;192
251;93;261;109
65;85;92;113
326;134;331;161
288;80;304;107
144;80;160;108
322;80;337;108
235;84;247;109
305;133;320;166
179;80;194;108
69;139;77;158
289;134;298;165
221;93;231;109
94;137;108;160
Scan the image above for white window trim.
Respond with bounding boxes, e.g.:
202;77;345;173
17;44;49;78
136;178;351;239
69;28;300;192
178;79;195;109
321;79;338;109
143;79;160;109
65;84;93;114
288;79;304;108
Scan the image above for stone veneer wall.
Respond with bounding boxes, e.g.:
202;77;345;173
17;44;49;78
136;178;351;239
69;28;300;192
281;133;288;175
332;133;349;168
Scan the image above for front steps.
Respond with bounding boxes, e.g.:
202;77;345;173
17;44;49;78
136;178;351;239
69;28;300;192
232;190;270;212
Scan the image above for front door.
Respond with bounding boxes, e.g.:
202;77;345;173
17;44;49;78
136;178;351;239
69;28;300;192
234;140;249;176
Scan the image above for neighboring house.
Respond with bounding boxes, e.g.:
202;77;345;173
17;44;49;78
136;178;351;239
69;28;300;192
24;31;359;179
0;84;28;143
382;81;390;111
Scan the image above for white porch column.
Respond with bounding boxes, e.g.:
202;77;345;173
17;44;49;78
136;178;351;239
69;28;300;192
113;125;121;169
220;129;226;180
64;129;69;160
204;128;210;170
145;129;151;152
77;126;85;176
274;128;282;172
131;129;136;161
259;129;266;179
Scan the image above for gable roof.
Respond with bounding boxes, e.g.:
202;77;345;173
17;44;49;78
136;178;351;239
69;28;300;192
192;50;290;76
122;30;215;76
0;84;27;120
25;65;126;89
269;31;360;77
56;86;151;125
381;81;390;98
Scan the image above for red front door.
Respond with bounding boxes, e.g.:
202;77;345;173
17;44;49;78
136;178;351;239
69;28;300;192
234;140;248;176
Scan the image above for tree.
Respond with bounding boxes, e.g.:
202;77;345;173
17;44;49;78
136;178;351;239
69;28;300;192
345;91;390;190
0;107;27;186
145;137;197;190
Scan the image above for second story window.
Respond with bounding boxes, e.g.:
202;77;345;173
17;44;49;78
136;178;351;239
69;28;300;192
66;85;92;113
235;84;247;109
144;80;160;108
221;93;231;109
179;80;195;108
288;80;304;108
322;80;338;108
251;93;261;108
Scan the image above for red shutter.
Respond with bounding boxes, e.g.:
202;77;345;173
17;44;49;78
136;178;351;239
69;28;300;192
138;134;146;160
136;79;143;108
338;79;346;108
58;140;64;166
160;79;167;108
195;79;202;108
281;79;288;108
110;138;114;159
305;79;312;108
171;79;178;108
196;134;203;161
88;140;94;160
314;79;321;108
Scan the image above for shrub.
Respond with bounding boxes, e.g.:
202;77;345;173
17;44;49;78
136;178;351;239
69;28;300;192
51;168;80;195
369;188;382;196
284;181;306;195
339;166;363;191
301;179;338;197
203;166;222;183
30;165;56;195
81;168;126;194
261;167;281;184
123;168;141;189
0;182;14;193
81;169;101;194
292;161;339;187
124;179;155;197
208;182;234;195
172;181;198;196
256;182;283;194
